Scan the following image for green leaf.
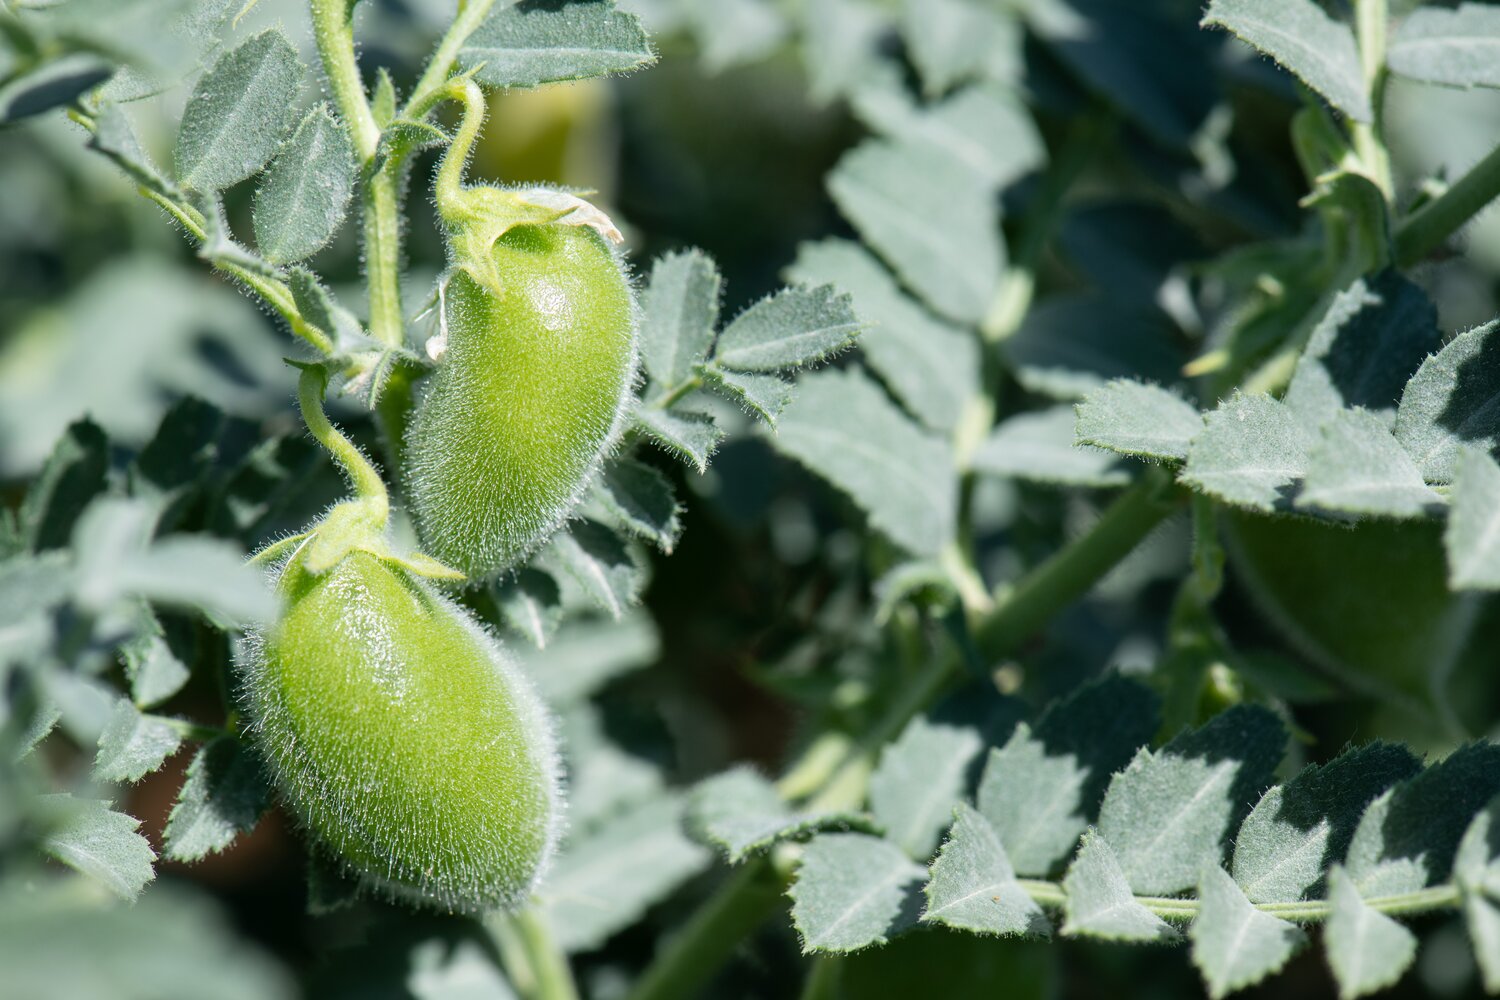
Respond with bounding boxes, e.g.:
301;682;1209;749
1201;0;1371;121
1296;409;1442;519
517;610;658;704
1097;704;1286;895
251;104;355;266
1455;795;1500;896
921;802;1052;937
1180;394;1314;512
1060;829;1178;942
1190;866;1307;999
1343;742;1500;897
1324;866;1418;1000
1283;272;1441;428
174;29;304;191
977;675;1161;878
800;0;888;104
538;520;643;620
700;367;795;425
686;766;876;863
790;832;927;954
93;699;182;784
494;568;563;649
1232;742;1421;904
1074;380;1203;463
1003;295;1183;401
87;101;174;197
634;407;723;473
120;609;191;708
459;0;654;89
827;137;1003;326
1395;320;1500;484
540;792;711;953
0;52;112;124
1389;3;1500;90
788;239;978;431
41;796;156;900
1465;891;1500;995
770;367;957;557
163;736;269;862
19;417;108;553
683;0;788;72
869;715;984;860
714;284;860;372
288;267;367;354
1446;447;1500;589
972;406;1131;488
639;249;721;390
901;0;1017;99
591;458;682;553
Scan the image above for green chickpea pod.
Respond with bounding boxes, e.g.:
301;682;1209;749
403;77;637;581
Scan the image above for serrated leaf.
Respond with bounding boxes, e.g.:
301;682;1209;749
771;368;957;557
41;796;156;900
869;715;984;860
163;736;269;861
790;832;927;954
19;417;108;553
252;104;354;265
1097;704;1285;895
518;610;658;704
1395;320;1500;483
827;137;1003;326
1232;742;1421;904
1060;829;1178;942
1344;742;1500;897
592;458;681;552
93;699;182;784
973;406;1131;488
1180;394;1313;512
539;520;643;620
1324;867;1417;1000
922;802;1051;937
1296;409;1443;519
634;407;723;473
174;29;304;191
1191;866;1306;999
1004;294;1183;401
1075;380;1203;462
1446;447;1500;589
978;675;1161;878
901;0;1017;99
714;284;859;372
700;367;794;425
540;792;711;953
788;239;978;431
1283;272;1441;427
686;766;876;863
639;249;721;389
494;568;564;649
1389;3;1500;90
459;0;653;90
1201;0;1371;121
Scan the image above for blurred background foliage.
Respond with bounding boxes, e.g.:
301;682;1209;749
3;0;1500;997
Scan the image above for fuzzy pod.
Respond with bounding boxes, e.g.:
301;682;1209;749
244;547;562;913
404;223;636;580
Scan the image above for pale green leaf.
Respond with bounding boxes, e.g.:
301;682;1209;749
93;699;182;784
1180;394;1314;512
494;568;563;649
800;0;888;104
1454;795;1500;896
1060;829;1178;942
700;367;794;425
1074;379;1203;463
174;29;304;191
869;715;984;860
1465;891;1500;994
1201;0;1371;121
459;0;654;89
790;832;927;953
714;284;859;372
1446;447;1500;589
1296;409;1443;519
1003;295;1183;400
1190;866;1307;999
633;407;723;473
684;0;788;72
770;367;957;557
787;239;978;431
1324;867;1418;1000
1097;704;1285;895
639;249;720;390
517;610;658;703
827;137;1003;326
163;736;269;862
252;104;355;265
1389;4;1500;90
538;520;644;620
41;796;156;900
901;0;1019;98
921;802;1051;937
973;406;1131;488
592;458;681;553
686;766;876;863
1395;320;1500;483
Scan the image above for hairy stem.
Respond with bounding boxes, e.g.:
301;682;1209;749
1350;0;1392;199
308;0;379;158
1396;140;1500;266
297;365;389;518
490;908;582;1000
404;0;497;120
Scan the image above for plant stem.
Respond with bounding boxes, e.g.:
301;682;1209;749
308;0;379;158
489;908;582;1000
625;863;789;1000
404;0;497;119
797;958;844;1000
1350;0;1392;199
1396;140;1500;266
297;365;389;516
1015;878;1460;924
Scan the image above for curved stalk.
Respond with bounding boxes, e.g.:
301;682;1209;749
297;365;389;520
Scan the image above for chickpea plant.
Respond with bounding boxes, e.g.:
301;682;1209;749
7;0;1500;998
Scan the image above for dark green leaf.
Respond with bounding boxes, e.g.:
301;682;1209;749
633;407;723;473
163;736;269;861
0;52;111;123
19;418;108;553
591;457;682;552
1003;295;1183;400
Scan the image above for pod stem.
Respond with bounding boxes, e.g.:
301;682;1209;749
297;365;390;522
434;76;488;228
